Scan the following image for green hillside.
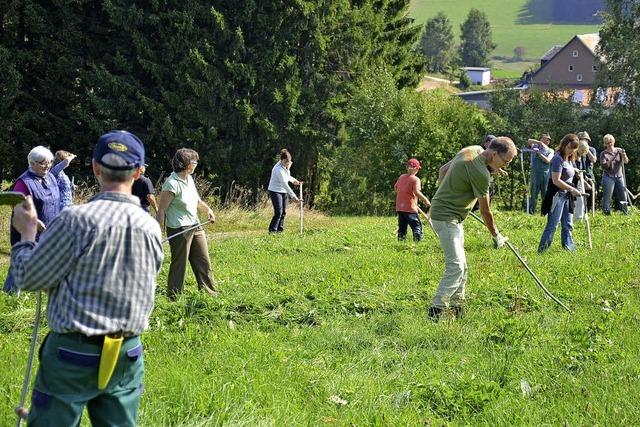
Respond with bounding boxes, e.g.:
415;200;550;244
410;0;601;76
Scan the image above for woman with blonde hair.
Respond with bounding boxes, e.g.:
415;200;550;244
538;134;582;253
599;134;629;215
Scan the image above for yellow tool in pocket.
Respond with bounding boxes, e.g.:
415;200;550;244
98;334;124;389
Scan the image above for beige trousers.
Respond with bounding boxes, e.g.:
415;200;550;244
431;219;468;308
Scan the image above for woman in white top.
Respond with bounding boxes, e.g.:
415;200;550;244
156;148;218;299
267;149;300;233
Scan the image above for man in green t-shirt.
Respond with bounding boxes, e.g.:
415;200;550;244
428;137;517;320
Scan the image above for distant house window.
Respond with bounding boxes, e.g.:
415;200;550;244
577;74;583;82
568;65;574;72
592;65;598;72
572;50;579;57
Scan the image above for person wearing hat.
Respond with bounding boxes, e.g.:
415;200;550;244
10;130;164;425
526;133;554;214
132;163;158;213
575;131;597;209
394;158;431;241
428;137;516;320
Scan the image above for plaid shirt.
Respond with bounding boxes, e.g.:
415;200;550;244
11;192;164;336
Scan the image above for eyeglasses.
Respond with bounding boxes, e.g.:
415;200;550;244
37;160;53;167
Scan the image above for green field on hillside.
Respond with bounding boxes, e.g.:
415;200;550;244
411;0;601;76
1;205;639;425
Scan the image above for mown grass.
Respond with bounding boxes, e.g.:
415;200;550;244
410;0;601;76
1;204;639;425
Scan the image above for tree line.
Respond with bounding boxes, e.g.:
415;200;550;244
0;0;423;203
419;8;496;76
2;0;639;214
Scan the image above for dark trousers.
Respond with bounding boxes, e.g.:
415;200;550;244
166;226;217;299
268;191;288;232
397;212;423;241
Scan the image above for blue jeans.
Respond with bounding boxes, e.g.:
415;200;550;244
268;191;288;232
538;192;574;252
529;169;549;214
397;212;423;241
601;175;628;214
2;270;18;295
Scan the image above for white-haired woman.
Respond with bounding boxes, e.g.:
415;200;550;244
3;146;68;293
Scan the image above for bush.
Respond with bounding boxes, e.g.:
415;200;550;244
315;70;490;214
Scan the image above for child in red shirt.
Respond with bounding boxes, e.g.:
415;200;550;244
394;158;431;241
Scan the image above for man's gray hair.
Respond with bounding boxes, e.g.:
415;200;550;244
27;146;54;166
99;153;137;182
488;137;517;156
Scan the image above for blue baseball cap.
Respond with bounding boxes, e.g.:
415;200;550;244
93;130;145;170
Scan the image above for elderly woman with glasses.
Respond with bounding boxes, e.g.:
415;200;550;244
156;148;218;299
3;146;70;293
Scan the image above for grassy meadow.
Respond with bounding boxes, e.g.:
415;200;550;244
1;203;640;425
410;0;601;78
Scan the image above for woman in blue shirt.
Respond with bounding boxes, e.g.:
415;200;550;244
267;149;300;233
538;134;583;253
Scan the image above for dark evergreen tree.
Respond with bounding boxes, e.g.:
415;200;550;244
0;0;423;203
459;8;496;67
420;12;455;73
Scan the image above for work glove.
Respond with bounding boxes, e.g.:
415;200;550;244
493;232;508;249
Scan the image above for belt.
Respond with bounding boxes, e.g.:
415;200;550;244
61;332;138;345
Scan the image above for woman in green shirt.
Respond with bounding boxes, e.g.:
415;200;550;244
156;148;218;299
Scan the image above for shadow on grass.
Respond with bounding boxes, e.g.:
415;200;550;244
516;0;604;25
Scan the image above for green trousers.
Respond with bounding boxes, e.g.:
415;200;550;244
27;332;144;426
166;226;217;299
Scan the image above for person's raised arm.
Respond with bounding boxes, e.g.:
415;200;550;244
586;147;597;163
50;158;71;177
538;151;553;164
527;138;541;147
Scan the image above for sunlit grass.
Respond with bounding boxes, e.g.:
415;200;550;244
1;206;639;425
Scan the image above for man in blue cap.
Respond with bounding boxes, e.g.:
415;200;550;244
11;130;164;426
